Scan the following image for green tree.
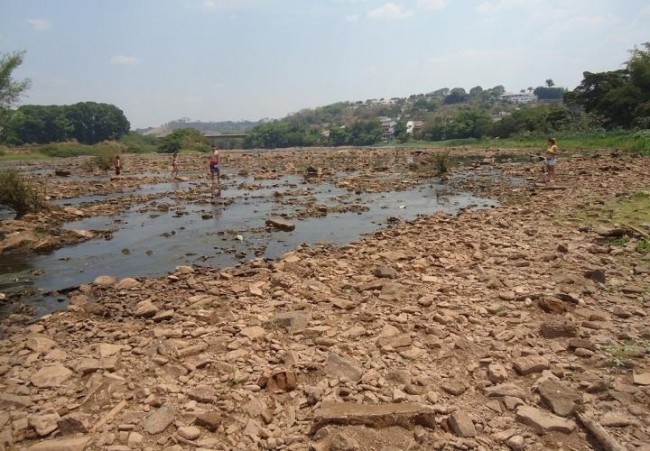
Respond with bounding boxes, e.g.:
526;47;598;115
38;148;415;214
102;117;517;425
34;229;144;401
0;51;31;140
565;42;650;129
4;105;71;144
393;121;408;143
444;88;468;105
0;51;31;109
347;119;383;145
66;102;130;144
158;127;209;153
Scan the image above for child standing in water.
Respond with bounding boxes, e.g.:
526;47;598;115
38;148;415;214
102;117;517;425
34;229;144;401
171;152;179;177
209;145;220;190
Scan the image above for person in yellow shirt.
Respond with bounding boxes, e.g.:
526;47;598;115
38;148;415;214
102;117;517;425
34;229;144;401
545;138;558;184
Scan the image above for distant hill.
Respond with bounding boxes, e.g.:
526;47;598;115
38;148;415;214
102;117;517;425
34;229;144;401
136;119;262;137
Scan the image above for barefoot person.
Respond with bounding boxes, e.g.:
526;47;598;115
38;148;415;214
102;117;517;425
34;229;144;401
208;145;220;190
171;152;179;177
545;138;558;184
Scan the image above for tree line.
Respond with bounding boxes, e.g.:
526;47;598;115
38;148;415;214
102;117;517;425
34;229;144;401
2;43;649;151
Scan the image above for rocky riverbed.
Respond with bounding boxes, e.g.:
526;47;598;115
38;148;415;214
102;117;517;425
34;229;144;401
0;147;649;451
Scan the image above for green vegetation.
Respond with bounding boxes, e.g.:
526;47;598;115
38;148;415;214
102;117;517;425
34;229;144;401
0;169;45;217
606;340;650;368
636;238;650;253
1;50;31;136
157;127;210;153
4;102;130;145
120;132;158;153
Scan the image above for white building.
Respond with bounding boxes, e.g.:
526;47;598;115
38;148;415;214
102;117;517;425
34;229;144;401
501;92;537;104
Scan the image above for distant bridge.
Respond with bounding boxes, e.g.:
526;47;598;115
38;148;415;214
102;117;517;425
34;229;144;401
203;132;247;148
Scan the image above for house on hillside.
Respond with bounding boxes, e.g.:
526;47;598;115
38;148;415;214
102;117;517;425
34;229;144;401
379;116;396;139
406;120;424;135
501;92;537;104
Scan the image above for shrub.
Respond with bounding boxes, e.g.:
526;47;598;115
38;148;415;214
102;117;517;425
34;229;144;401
0;169;45;217
433;150;450;175
120;132;158;153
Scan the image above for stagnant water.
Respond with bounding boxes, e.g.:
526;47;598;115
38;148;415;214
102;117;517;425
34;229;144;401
0;171;498;319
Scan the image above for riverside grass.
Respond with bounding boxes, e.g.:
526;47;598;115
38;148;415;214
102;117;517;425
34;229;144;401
1;130;649;160
388;130;650;155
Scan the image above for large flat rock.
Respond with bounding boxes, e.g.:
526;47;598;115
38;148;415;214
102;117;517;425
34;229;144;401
310;402;435;434
26;435;91;451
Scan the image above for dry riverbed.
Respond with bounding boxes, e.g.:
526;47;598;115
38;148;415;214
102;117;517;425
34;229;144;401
0;147;649;451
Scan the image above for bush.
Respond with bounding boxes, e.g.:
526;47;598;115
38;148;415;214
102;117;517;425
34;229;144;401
120;132;158;153
0;169;45;217
433;150;450;175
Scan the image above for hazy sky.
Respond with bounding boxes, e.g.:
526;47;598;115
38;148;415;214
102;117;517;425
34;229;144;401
2;0;649;129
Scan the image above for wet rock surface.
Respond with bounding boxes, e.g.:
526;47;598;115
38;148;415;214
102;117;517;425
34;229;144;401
0;147;649;450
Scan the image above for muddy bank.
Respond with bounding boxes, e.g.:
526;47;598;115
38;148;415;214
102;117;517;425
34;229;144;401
0;148;649;451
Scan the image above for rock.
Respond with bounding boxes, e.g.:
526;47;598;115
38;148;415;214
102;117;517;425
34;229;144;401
29;412;61;436
484;383;526;399
57;412;90;435
240;326;266;340
75;358;104;375
0;393;33;407
30;364;73;388
373;266;398;279
266;217;295;231
311;402;436;434
583;268;606;284
488;363;509;383
269;311;309;332
115;278;140;290
177;426;201;440
567;338;596;351
128;432;144;446
538;379;582;417
187;386;217;404
600;411;639;427
97;343;122;358
133;299;158;318
513;356;549;376
325;352;364;383
142;405;175;434
26;436;91;451
327;431;361;451
376;333;412;349
93;275;117;287
507;435;526;450
175;265;194;274
633;372;650;386
540;317;576;338
194;411;221;431
26;334;57;353
448;411;476;437
516;405;576;434
441;381;467;396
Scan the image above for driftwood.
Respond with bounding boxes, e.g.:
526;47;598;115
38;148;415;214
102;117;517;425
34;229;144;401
91;400;127;432
576;412;626;451
514;292;580;304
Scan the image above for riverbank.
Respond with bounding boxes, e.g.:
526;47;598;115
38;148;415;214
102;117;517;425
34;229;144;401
0;148;649;451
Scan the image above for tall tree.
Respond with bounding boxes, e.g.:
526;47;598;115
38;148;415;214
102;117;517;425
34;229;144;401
565;42;650;128
65;102;130;144
0;51;31;109
0;51;31;138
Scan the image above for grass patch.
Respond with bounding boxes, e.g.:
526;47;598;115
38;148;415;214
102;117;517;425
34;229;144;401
570;191;650;229
0;169;46;218
386;130;650;155
635;238;650;254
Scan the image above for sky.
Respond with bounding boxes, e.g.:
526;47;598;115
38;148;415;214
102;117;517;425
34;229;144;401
2;0;649;129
